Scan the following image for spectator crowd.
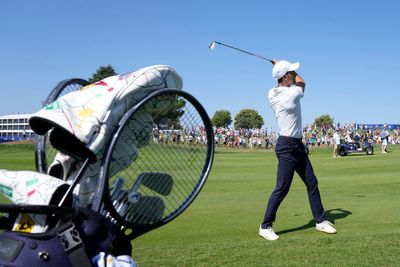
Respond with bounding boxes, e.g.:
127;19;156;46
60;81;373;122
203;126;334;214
302;123;400;148
150;123;400;149
212;123;400;149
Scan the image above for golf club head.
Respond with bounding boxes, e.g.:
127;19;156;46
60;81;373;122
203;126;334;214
110;176;125;201
101;172;172;226
111;189;165;223
208;41;216;50
136;172;173;196
125;196;165;223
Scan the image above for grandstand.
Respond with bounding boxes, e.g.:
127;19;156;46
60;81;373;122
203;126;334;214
0;114;34;143
356;123;399;131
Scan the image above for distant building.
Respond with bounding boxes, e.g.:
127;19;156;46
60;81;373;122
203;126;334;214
0;114;35;143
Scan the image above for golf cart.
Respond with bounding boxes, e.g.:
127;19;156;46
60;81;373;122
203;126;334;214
338;141;374;156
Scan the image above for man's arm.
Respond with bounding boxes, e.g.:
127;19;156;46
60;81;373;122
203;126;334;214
294;72;306;93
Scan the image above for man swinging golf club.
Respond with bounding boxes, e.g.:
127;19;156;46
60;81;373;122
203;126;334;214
259;60;337;240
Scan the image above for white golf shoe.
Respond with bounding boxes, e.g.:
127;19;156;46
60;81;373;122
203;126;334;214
259;225;279;240
316;220;337;234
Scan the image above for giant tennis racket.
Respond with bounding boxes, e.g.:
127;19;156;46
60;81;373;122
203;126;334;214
92;88;214;239
35;78;89;173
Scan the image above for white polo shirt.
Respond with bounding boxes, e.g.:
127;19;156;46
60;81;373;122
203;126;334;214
268;85;303;138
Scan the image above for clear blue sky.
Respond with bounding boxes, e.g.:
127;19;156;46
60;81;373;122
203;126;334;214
1;0;399;131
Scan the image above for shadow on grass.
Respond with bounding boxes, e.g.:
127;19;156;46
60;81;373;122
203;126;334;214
276;208;352;235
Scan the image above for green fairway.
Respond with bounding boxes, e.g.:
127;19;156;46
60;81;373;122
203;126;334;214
131;145;400;266
0;142;35;203
1;143;399;266
0;142;35;170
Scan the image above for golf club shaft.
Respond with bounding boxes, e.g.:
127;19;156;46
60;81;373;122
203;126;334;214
212;41;273;63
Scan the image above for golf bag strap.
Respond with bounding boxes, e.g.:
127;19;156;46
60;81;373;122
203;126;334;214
58;222;93;267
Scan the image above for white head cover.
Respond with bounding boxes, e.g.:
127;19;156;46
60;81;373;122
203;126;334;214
272;60;300;80
0;170;70;233
29;65;183;161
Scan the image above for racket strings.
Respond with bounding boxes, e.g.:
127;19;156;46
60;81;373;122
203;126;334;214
107;95;211;225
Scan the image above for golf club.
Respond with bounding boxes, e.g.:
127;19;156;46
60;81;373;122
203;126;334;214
208;41;274;64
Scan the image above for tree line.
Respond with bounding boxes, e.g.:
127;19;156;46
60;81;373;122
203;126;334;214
212;109;334;130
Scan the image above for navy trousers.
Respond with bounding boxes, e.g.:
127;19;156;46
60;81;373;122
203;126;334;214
261;136;326;228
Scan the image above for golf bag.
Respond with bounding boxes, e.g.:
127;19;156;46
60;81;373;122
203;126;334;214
0;65;183;266
0;64;214;266
0;206;131;266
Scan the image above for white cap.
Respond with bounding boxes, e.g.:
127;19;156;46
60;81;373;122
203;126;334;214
272;60;300;80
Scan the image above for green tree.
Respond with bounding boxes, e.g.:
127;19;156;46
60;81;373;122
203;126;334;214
212;110;232;128
88;65;117;83
151;97;186;129
234;109;264;129
314;114;334;128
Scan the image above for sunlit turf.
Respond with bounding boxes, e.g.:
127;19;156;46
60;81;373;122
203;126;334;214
132;144;400;266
